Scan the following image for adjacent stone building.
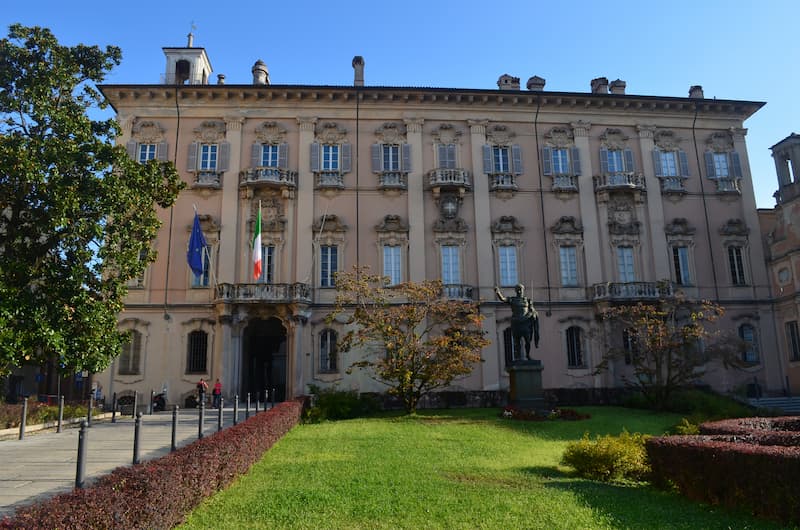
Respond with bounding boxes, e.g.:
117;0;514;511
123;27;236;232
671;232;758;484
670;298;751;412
93;35;783;407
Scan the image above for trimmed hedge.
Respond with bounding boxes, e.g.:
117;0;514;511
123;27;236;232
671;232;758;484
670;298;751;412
699;416;800;436
0;398;304;529
646;432;800;525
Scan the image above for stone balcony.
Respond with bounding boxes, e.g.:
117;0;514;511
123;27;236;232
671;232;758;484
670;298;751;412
714;178;741;194
489;173;518;192
593;172;646;192
428;168;471;196
315;171;345;189
378;171;408;190
552;174;579;192
192;171;221;189
659;176;688;194
216;282;311;304
591;281;674;301
241;167;298;190
442;284;474;300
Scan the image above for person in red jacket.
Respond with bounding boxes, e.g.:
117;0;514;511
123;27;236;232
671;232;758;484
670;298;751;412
212;378;222;408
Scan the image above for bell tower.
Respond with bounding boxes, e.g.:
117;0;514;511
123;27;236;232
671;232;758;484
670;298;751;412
162;32;212;85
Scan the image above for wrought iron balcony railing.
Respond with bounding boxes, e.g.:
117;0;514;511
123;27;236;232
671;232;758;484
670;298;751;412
216;283;311;304
591;281;674;301
442;284;474;300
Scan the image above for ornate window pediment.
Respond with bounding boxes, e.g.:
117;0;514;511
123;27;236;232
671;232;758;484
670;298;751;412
193;120;226;142
550;216;583;235
431;123;462;145
316;122;347;144
706;131;734;153
254;121;288;144
486;124;516;146
719;218;749;237
491;215;524;235
132;120;166;143
654;130;683;151
600;128;630;150
665;218;696;236
375;122;407;144
544;127;574;148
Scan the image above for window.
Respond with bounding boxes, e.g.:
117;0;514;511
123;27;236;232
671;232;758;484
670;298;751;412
786;321;800;362
382;245;402;286
200;144;218;171
600;147;635;175
559;246;578;287
128;248;148;288
672;246;691;285
483;144;523;175
503;327;524;367
250;143;289;169
257;244;275;283
322;145;339;171
652;149;690;178
320;245;338;287
371;143;411;187
191;245;210;287
138;143;157;163
118;330;142;375
728;245;746;285
437;144;457;169
186;330;208;373
493;146;510;173
623;328;639;365
311;142;352;182
738;324;759;364
704;151;743;179
498;246;518;287
187;141;229;178
383;145;400;171
616;246;635;282
320;329;338;372
566;326;584;368
441;245;461;285
261;144;279;167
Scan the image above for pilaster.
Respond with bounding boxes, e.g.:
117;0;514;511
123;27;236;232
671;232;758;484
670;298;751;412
221;116;243;284
571;121;603;285
296;117;317;285
468;120;493;301
637;124;669;280
404;118;426;282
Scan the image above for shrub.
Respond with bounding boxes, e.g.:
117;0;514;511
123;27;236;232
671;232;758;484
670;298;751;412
0;399;305;529
499;406;590;422
304;384;380;423
669;417;700;435
0;401;99;429
561;430;650;482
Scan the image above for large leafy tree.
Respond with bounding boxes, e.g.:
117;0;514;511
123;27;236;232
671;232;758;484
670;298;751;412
328;267;489;414
0;24;183;375
595;293;745;409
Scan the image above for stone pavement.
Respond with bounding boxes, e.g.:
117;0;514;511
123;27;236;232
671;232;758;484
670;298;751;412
0;405;256;516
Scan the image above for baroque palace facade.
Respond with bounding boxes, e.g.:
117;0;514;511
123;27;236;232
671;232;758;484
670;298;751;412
93;36;787;407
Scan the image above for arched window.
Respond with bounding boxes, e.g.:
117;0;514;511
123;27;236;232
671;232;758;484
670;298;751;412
738;324;759;364
320;329;338;372
566;326;585;368
118;330;142;375
187;330;208;373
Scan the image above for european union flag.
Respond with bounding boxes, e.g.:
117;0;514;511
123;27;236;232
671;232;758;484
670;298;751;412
187;213;207;276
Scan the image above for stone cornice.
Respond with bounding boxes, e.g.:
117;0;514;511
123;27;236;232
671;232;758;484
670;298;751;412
100;84;764;120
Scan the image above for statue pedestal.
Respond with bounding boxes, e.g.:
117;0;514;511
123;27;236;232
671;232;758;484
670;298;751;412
508;359;547;411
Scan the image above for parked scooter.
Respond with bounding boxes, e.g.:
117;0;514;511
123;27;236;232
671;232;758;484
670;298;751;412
152;392;166;412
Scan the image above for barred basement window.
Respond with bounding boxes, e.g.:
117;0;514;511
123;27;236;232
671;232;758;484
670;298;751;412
186;330;208;373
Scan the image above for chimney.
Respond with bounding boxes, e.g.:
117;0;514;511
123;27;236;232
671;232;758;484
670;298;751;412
352;56;365;87
497;74;520;91
609;79;626;95
526;76;546;91
252;60;269;85
591;77;609;94
689;85;704;99
217;74;226;85
187;32;194;48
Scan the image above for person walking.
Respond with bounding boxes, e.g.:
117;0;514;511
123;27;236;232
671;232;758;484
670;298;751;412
212;378;222;409
196;378;208;407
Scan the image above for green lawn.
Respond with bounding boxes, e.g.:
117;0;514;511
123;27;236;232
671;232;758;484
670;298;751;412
181;407;780;529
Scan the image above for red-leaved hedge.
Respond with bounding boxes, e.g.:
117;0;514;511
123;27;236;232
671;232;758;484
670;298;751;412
646;432;800;525
0;398;305;530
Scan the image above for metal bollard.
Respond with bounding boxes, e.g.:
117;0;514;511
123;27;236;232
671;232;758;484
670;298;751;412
19;397;28;440
255;393;259;413
217;398;223;431
75;420;88;488
132;391;138;419
264;388;268;410
272;387;276;408
198;400;205;439
87;394;93;428
245;393;250;419
233;395;239;426
111;392;117;423
57;395;64;433
133;412;142;464
171;405;179;452
149;389;154;415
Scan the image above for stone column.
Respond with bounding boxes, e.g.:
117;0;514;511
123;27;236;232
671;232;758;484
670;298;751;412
404;118;426;282
637;124;669;280
468;120;493;301
571;121;603;285
773;150;791;187
296;118;317;285
221;117;244;284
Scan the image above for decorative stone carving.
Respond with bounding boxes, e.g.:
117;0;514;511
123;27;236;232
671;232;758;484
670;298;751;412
486;124;515;146
719;218;749;236
253;196;286;232
193;120;226;142
188;214;220;233
132;120;165;143
255;121;288;144
375;214;409;234
599;128;629;150
570;121;591;137
665;218;696;236
635;124;656;139
706;131;734;153
434;194;467;233
491;216;524;235
375;122;407;144
654;130;682;151
544;127;574;148
431;123;462;145
607;197;640;235
550;216;583;235
316;122;347;144
313;214;348;234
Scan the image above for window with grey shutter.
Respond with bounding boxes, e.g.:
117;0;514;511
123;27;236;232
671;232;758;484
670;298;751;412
126;141;138;159
678;150;690;177
623;148;635;172
371;143;382;172
402;143;411;172
438;144;456;169
730;151;743;178
187;142;199;171
652;149;664;177
310;142;320;172
482;145;493;174
542;147;553;176
156;141;168;161
251;143;261;168
341;143;352;173
570;147;581;175
704;152;716;178
599;147;609;174
217;142;230;172
278;143;288;169
511;144;523;175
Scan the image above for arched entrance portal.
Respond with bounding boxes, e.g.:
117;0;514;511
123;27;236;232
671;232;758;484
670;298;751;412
242;318;287;402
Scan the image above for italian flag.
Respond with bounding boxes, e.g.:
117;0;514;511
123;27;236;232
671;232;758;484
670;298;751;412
252;206;262;279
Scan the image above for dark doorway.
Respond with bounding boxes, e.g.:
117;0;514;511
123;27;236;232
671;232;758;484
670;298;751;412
243;318;287;402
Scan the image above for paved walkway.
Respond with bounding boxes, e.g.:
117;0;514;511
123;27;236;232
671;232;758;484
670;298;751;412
0;405;264;516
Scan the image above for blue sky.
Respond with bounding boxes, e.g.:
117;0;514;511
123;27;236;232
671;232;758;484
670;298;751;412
5;0;798;208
